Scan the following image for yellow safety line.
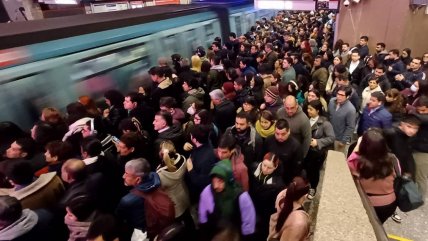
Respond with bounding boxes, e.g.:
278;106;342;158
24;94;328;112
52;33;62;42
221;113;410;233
387;234;413;241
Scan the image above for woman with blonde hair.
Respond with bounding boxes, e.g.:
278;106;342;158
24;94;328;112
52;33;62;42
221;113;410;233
191;55;202;72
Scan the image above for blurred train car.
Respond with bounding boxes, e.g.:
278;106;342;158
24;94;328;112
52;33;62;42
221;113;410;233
0;1;276;129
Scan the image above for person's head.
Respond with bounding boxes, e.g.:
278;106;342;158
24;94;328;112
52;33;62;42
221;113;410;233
123;92;139;111
159;140;177;170
368;77;380;90
410;57;422;71
80;137;102;159
359;128;389;161
341;43;349;52
385;88;402;103
41;107;63;124
350;50;360;62
65;195;95;222
45;140;73;163
336;86;352;105
123;158;151;187
333;55;342;66
282;57;293;70
119;117;143;135
261;152;279;176
265;43;273;52
153;111;173;131
193;109;212;125
259;110;275;130
86;214;120;241
6;162;33;188
375;42;385;53
61;159;87;184
235;111;251;134
242;96;256;112
0;195;22;230
368;91;385;109
31;121;57;147
423;52;428;64
6;138;36;160
274;119;291;143
374;64;385;77
275;176;310;232
416;95;428;114
117;132;141;157
217;134;237;161
229;32;237;41
313;55;322;67
210;162;234;193
283;95;299;117
307;89;321;103
159;97;177;114
211;41;221;52
265;86;279;104
209;89;225;106
148;66;166;82
190;124;210;146
399;114;421;137
307;100;323;118
401;48;411;58
359;36;369;46
233;77;246;92
389;49;400;60
104;89;124;107
182;78;199;92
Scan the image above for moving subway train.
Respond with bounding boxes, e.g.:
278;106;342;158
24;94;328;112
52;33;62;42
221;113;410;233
0;1;276;129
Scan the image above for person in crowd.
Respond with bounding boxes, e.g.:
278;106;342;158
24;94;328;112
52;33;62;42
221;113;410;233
150;66;176;111
64;195;99;241
0;122;28;160
116;158;162;237
304;100;335;200
86;214;121;241
311;55;329;96
224;111;263;171
358;92;392;135
0;160;64;210
208;56;226;92
385;88;407;123
347;128;397;223
360;77;384;113
277;95;312;157
386;49;406;83
346;50;365;89
260;86;283;114
328;86;357;155
35;140;74;177
153;111;184;158
255;110;276;140
233;77;250;108
156;140;194;233
246;73;265;105
358;36;370;60
374;42;388;64
222;82;236;102
123;92;155;134
0;195;53;241
400;48;412;67
258;63;275;89
103;89;127;137
332;73;361;111
236;96;259;126
186;125;218;203
401;80;421;107
360;64;392;93
183;109;219;149
394;57;426;91
239;57;257;76
198;162;256;241
116;132;147;171
31;121;64;149
216;134;249;191
181;78;205;113
360;56;378;83
267;176;310;241
159;97;185;126
263;119;303;185
191;55;202;73
263;43;278;71
302;88;328;116
209;89;236;134
281;57;296;84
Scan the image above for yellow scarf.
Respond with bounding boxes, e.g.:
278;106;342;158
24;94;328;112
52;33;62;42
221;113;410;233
255;120;276;138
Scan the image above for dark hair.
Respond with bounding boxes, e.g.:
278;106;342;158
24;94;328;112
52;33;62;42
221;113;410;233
0;196;22;227
375;64;386;72
260;110;275;123
201;61;211;73
402;48;411;56
243;96;257;107
15;138;36;160
226;68;239;81
195;109;212;125
337;86;352;97
360;36;369;41
87;213;120;241
308;100;324;116
120;132;142;150
159;96;177;109
371;91;386;103
212;41;221;49
218;134;237;151
6;162;33;186
156;111;173;127
33;121;58;147
234;77;246;87
400;114;421;126
389;49;400;56
236;111;250;123
184;78;200;90
275;119;289;130
376;42;386;49
358;128;394;179
66;195;95;221
283;57;293;66
80;137;102;157
45;140;74;162
66;102;88;124
276;176;310;232
417;94;428;107
229;32;237;38
190;125;210;144
385;88;406;114
258;63;272;75
104;89;125;107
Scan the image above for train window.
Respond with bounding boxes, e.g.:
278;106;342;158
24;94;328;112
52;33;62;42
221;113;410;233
163;35;179;57
234;16;242;35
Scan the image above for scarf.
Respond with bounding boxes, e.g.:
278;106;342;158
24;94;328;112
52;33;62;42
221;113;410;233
64;214;92;241
255;120;276;138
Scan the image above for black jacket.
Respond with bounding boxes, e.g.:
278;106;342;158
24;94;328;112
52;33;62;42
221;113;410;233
212;100;236;134
384;127;416;178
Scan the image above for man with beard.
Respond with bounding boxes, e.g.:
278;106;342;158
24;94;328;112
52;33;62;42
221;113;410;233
224;111;263;171
374;42;388;64
359;64;391;93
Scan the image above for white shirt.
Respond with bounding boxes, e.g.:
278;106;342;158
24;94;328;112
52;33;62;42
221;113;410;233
310;116;319;127
349;61;359;74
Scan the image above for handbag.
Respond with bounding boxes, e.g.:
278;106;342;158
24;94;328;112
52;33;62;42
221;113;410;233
392;156;424;212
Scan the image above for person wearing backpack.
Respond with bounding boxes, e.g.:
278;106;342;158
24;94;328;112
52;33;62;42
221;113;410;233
116;158;175;241
198;162;256;241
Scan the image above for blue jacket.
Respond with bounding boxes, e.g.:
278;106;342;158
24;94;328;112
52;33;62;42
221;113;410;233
116;172;161;231
357;105;392;135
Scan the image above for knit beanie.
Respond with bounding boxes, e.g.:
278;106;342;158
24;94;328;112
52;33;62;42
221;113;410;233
222;82;235;94
265;86;279;101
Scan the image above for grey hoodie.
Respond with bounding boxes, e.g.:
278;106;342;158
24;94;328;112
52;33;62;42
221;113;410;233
0;209;38;240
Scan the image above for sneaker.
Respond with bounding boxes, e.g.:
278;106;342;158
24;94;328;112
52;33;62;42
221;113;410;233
391;212;402;223
307;188;316;200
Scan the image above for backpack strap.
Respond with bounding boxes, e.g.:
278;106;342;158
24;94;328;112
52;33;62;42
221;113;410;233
391;154;402;177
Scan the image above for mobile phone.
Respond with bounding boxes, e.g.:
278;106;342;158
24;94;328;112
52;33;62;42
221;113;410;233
112;136;120;144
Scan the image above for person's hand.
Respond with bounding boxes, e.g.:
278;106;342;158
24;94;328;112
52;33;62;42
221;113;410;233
388;66;393;72
183;142;193;151
103;109;110;118
260;103;266;110
310;138;318;147
186;157;193;171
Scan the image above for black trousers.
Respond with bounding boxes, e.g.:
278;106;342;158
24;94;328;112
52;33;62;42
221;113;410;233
304;148;327;189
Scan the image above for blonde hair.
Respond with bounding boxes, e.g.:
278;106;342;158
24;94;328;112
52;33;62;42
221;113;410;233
42;107;63;124
191;55;202;72
160;140;177;172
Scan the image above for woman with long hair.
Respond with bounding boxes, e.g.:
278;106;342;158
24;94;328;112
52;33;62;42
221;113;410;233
385;88;406;123
268;176;310;241
347;128;397;223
